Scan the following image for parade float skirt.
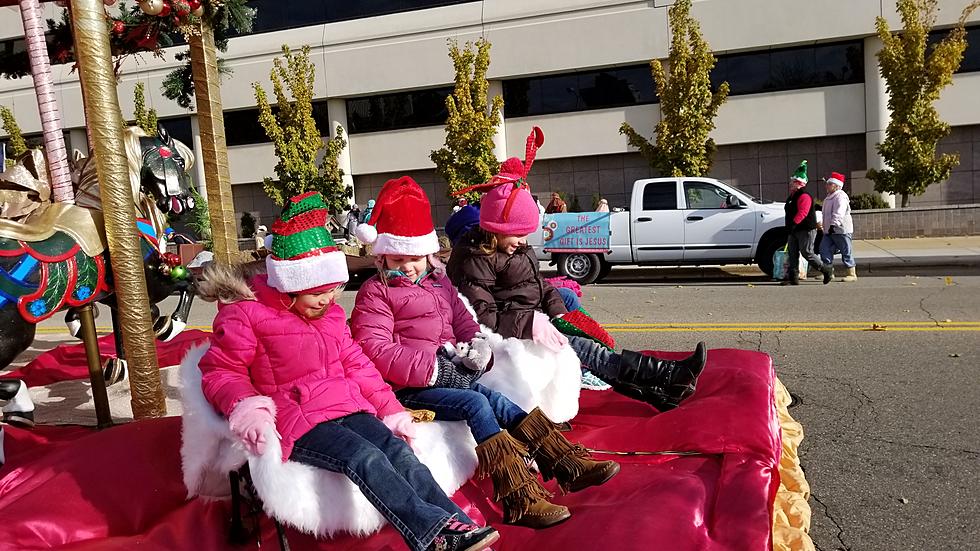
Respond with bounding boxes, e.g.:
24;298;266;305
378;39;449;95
0;348;811;550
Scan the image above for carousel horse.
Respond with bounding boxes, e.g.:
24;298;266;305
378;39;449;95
0;125;198;422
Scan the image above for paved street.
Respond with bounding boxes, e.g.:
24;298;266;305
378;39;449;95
25;256;980;550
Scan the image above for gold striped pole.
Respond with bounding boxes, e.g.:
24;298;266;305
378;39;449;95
70;0;166;419
189;23;239;264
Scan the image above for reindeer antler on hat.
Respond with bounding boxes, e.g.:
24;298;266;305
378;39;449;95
457;127;546;237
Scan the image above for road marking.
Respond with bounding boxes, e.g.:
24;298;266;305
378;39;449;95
35;325;214;335
605;321;980;332
34;321;980;335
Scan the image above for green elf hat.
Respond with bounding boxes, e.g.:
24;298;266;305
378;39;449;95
266;191;349;293
791;160;808;185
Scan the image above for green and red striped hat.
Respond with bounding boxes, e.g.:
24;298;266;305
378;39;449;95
266;192;349;293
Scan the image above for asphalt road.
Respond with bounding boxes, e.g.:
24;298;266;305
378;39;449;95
570;269;980;551
30;265;980;550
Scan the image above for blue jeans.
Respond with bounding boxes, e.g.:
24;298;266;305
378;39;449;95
567;335;620;382
291;413;472;551
819;232;855;268
557;287;581;312
397;384;528;444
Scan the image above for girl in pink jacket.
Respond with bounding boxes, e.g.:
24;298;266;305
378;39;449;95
198;192;498;551
351;177;619;530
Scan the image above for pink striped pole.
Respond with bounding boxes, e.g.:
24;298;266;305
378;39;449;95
20;0;74;204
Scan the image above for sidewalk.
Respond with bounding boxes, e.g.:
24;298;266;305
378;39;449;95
851;236;980;267
539;235;980;277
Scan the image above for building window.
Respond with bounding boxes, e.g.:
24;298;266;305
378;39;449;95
158;116;193;147
712;40;864;95
346;87;452;134
235;0;479;36
504;65;658;118
960;26;980;73
929;25;980;74
223;101;330;146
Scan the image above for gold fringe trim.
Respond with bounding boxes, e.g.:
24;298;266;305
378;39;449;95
773;378;816;551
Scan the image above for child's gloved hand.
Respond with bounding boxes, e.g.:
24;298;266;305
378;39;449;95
434;355;479;389
532;311;568;353
461;334;493;373
228;396;279;456
382;411;417;445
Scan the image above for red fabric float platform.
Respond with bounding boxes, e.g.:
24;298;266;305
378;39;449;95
4;330;212;387
0;349;780;550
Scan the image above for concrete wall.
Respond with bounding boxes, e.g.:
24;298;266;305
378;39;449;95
852;204;978;238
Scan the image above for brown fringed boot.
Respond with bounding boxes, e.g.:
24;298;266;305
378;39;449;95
475;430;571;529
511;408;621;494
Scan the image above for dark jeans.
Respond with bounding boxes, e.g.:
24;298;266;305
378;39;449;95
786;228;825;278
397;383;528;444
291;413;472;551
567;335;621;382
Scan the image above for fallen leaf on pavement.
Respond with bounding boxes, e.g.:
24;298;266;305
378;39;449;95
949;353;961;358
870;323;886;331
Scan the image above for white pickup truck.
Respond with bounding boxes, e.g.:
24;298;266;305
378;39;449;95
533;177;794;284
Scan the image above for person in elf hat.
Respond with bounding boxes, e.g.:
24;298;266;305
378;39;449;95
197;192;499;551
350;177;619;529
783;160;833;286
446;127;706;412
819;172;857;282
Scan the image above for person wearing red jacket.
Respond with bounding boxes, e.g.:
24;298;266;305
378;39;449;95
198;192;498;551
782;161;833;286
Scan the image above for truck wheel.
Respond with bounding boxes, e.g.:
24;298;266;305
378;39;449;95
596;259;613;282
756;237;781;277
556;253;602;285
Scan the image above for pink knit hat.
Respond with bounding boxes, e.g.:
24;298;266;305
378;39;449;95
457;127;544;237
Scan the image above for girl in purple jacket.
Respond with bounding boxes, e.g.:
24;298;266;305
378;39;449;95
198;192;497;551
352;177;619;530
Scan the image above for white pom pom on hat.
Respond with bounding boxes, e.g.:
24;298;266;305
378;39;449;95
355;223;378;244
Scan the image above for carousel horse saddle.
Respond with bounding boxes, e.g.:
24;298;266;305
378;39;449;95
0;202;107;258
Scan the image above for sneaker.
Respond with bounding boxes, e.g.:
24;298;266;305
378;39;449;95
428;523;500;551
581;369;612;391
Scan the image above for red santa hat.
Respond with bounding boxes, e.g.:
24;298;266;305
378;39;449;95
354;176;439;256
826;172;846;188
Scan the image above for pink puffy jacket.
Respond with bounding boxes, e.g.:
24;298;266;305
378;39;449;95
199;275;404;461
350;271;481;390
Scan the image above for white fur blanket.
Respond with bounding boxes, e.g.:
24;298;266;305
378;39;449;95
179;327;581;537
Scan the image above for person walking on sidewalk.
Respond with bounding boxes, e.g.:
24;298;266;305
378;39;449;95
782;160;833;286
819;172;857;282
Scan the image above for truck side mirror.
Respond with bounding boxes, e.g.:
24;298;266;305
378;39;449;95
726;195;743;208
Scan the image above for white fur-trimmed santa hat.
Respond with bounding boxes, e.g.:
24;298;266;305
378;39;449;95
355;176;439;256
266;192;349;293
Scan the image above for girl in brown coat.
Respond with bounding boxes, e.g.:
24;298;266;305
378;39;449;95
448;128;706;411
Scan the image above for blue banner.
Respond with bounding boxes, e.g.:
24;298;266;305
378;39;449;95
542;212;611;251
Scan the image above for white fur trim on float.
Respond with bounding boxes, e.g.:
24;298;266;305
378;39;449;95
266;250;349;294
826;177;843;187
371;230;440;257
454;293;583;422
178;343;479;538
354;223;378;244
